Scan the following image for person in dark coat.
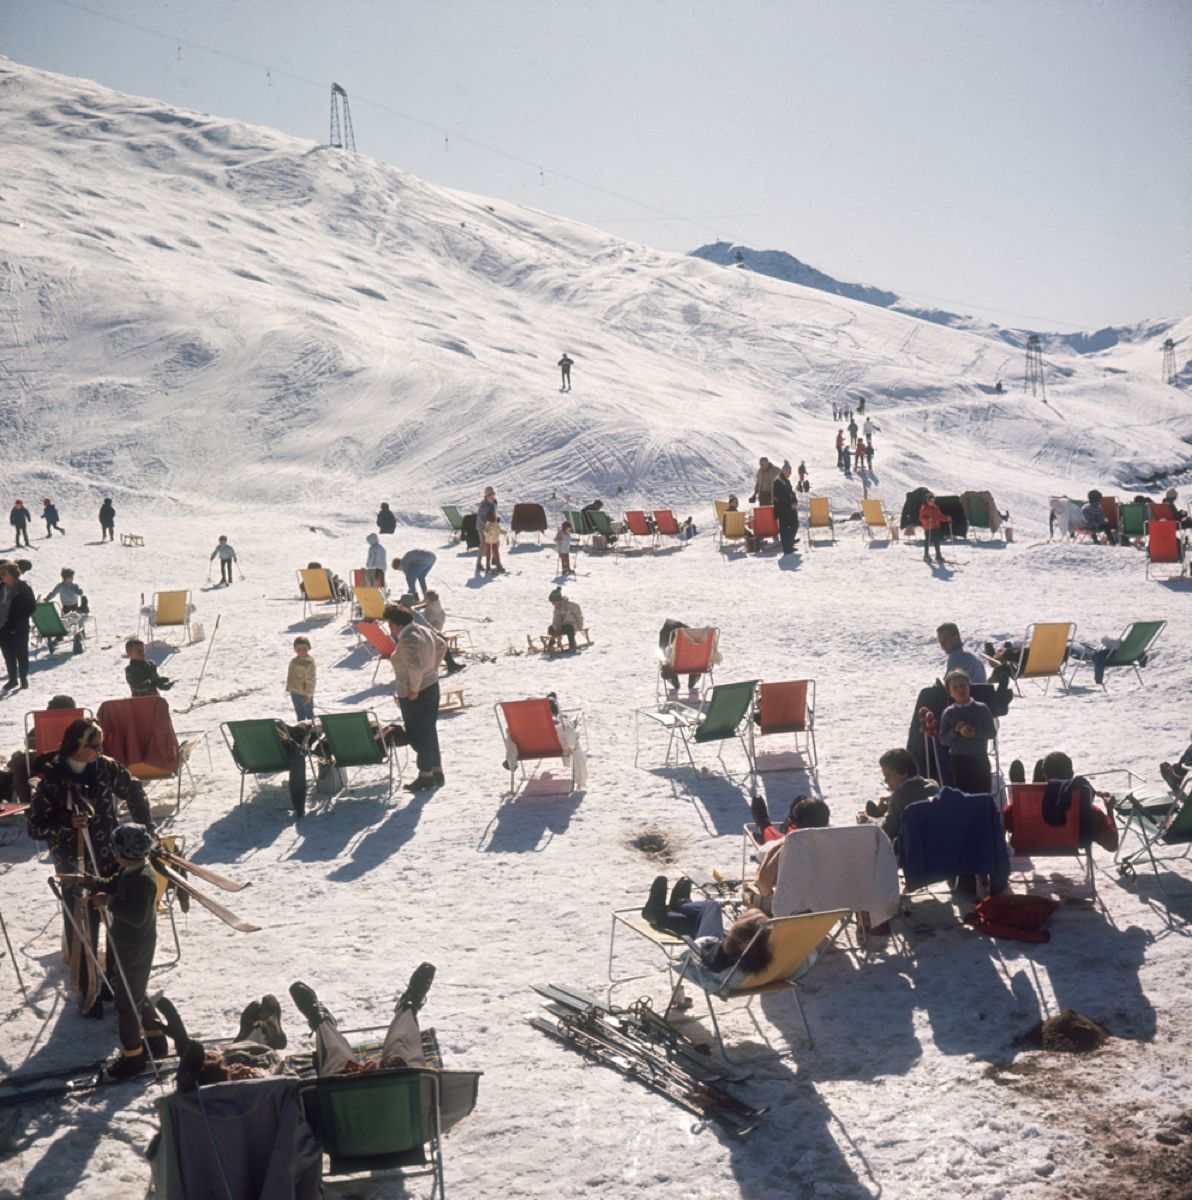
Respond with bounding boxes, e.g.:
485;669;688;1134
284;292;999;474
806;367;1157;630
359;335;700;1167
937;670;996;795
0;559;36;690
42;498;65;538
9;500;32;548
376;502;397;535
99;498;116;542
772;461;800;555
558;353;573;391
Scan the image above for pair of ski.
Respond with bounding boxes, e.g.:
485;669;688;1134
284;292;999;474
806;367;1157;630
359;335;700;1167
0;1056;180;1108
531;983;767;1136
151;846;259;933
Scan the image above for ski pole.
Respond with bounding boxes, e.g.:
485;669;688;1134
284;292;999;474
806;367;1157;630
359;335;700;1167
207;560;213;584
235;560;244;582
187;613;221;708
0;906;27;1001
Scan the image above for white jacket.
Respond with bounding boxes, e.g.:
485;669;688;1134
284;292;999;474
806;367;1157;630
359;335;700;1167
549;599;584;633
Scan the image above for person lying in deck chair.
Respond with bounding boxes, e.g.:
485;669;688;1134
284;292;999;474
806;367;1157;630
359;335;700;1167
1009;751;1118;851
1160;736;1192;794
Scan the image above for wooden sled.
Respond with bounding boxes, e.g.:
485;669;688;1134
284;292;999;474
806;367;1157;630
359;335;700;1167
439;687;471;711
121;533;145;547
526;629;593;654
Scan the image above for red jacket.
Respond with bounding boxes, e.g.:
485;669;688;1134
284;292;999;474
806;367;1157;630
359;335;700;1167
919;502;949;531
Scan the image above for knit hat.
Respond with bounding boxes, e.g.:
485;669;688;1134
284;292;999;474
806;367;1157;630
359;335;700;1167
782;460;792;472
399;593;418;607
1165;488;1178;501
112;822;154;861
548;588;563;602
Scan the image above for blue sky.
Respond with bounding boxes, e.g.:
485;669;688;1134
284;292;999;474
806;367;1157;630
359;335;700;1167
5;0;1190;331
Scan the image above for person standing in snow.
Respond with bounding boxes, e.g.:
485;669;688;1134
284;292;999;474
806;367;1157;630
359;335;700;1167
841;444;852;474
847;417;859;447
209;535;237;586
476;487;505;575
772;461;800;555
364;533;387;588
558;353;573;391
555;520;575;577
98;498;116;542
42;498;65;538
385;605;445;793
749;457;781;507
0;560;36;690
918;492;949;564
865;441;875;472
854;437;868;474
376;502;397;536
286;637;316;722
938;670;996;795
797;460;809;493
835;430;845;470
863;416;877;445
9;500;31;549
392;549;437;598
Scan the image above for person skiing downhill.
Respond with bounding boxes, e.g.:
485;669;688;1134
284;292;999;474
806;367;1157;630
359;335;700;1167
558;354;573;391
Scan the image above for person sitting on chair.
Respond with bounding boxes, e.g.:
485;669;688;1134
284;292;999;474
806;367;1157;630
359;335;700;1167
1160;735;1192;794
746;797;830;913
858;747;939;842
1081;490;1116;545
1007;750;1118;851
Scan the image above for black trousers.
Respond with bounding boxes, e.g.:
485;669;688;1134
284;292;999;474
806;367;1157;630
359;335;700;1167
777;509;799;554
0;629;29;684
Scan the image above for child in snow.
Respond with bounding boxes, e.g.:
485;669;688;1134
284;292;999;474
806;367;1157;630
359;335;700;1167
481;514;505;574
420;590;446;632
938;669;996;795
547;588;584;651
44;568;88;614
209;535;237;586
797;460;809;493
555;521;575;576
9;500;31;548
918;492;949;564
125;639;173;697
835;430;845;469
42;498;64;538
99;498;116;541
287;637;316;721
854;437;867;472
364;534;386;588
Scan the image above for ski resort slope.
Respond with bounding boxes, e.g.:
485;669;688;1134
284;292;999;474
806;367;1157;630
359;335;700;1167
1;57;1192;1200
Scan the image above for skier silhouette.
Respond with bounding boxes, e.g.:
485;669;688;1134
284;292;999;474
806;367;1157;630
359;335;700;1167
558;354;573;392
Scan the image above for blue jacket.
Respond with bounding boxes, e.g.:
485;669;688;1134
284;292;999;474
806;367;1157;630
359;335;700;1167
43;504;60;525
899;787;1009;892
399;549;436;575
9;506;30;528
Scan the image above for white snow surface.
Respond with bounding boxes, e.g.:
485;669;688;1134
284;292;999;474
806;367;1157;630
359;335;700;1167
1;57;1191;1200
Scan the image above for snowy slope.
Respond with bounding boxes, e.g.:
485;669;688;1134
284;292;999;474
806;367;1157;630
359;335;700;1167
1;57;1192;1200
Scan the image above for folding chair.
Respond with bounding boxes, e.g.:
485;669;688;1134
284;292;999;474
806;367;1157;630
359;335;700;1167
1100;495;1119;533
316;1068;447;1194
495;699;582;794
634;679;758;779
664;909;846;1062
652;510;685;546
1117;502;1147;544
298;569;341;620
222;718;305;805
754;680;817;768
563;510;590;541
31;602;94;656
25;706;88;771
1014;622;1076;693
1115;777;1192;895
357;620;397;682
1004;783;1097;901
96;696;202;812
804;497;835;547
1146;520;1186;580
718;510;747;550
143;590;192;643
510;502;548;546
607;909;689;1001
712;500;729;526
441;505;464;540
624;510;658;550
860;499;893;544
1066;620;1166;689
318;710;398;800
963;492;995;540
656;625;719;699
748;506;780;549
584;508;617;548
353;586;387;622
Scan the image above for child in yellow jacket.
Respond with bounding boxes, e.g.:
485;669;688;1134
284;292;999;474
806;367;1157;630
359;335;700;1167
286;637;316;720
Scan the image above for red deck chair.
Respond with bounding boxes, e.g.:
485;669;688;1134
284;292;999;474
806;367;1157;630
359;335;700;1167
755;680;817;767
658;626;719;698
624;511;657;550
25;707;86;764
357;620;397;681
1146;519;1186;580
96;696;198;810
749;506;780;546
1147;503;1171;523
496;699;577;793
1004;783;1095;899
1099;495;1119;533
652;510;685;545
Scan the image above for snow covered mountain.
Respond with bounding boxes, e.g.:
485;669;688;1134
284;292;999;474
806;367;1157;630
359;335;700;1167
2;57;1189;528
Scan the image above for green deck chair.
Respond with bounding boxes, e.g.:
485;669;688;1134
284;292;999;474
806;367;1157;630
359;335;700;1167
318;710;395;799
32;602;71;654
222;719;298;805
441;505;464;539
584;508;617;546
1116;781;1192;895
563;509;590;537
1069;620;1165;689
1118;502;1147;542
636;680;758;779
964;493;993;539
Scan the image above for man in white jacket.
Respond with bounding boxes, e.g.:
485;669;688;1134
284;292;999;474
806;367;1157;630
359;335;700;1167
386;605;446;792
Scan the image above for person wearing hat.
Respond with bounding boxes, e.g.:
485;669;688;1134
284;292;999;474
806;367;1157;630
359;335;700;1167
772;461;800;555
547;589;584;652
79;822;168;1077
1081;489;1116;545
1157;488;1190;528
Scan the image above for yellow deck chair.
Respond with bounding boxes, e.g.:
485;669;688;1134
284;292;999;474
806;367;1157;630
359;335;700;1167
1015;621;1076;693
298;568;341;620
805;497;835;547
713;499;729;526
353;586;386;621
145;590;192;642
860;499;891;542
718;510;747;549
666;909;846;1062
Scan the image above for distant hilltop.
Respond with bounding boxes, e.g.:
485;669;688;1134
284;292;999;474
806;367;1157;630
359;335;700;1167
688;241;1180;357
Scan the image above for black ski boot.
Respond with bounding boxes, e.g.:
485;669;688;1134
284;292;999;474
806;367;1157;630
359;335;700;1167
289;981;332;1032
104;1048;148;1081
396;962;436;1016
155;996;190;1055
641;876;668;928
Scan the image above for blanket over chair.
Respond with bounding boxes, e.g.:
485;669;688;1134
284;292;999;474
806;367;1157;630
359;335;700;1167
772;824;901;925
96;696;180;777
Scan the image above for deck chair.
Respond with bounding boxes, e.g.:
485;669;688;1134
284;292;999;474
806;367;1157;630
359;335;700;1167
585;508;617;546
510;502;548;545
496;699;582;794
1100;495;1119;532
635;679;757;778
1014;622;1075;693
657;625;719;699
298;568;341;620
441;504;464;540
1115;777;1192;895
357;621;397;683
25;706;88;771
713;499;729;526
353;586;387;622
1146;520;1186;580
963;492;994;539
563;509;590;539
143;590;192;643
624;510;658;550
749;506;780;548
1067;620;1166;689
718;510;747;550
96;696;201;811
31;601;94;656
754;680;817;768
804;497;835;547
317;710;397;800
1049;496;1087;540
652;510;685;545
860;499;892;544
222;718;305;805
664;909;846;1061
1118;502;1147;543
1004;783;1096;901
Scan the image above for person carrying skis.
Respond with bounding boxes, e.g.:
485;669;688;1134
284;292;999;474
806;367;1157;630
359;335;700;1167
209;535;237;586
376;502;397;535
364;533;387;587
547;588;584;651
42;498;64;538
749;457;781;507
558;353;574;391
772;461;800;555
98;498;116;541
9;500;31;548
392;548;437;598
918;492;949;564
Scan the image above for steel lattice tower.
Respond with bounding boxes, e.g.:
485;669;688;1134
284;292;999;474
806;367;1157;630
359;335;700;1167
1024;334;1046;400
1162;338;1177;384
329;83;356;151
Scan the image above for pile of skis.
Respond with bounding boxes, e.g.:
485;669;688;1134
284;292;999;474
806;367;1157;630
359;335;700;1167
531;983;766;1135
150;844;259;933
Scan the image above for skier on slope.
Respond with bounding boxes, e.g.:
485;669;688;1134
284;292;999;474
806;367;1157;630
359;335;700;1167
209;535;237;586
558;353;573;391
376;502;397;535
42;498;65;538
